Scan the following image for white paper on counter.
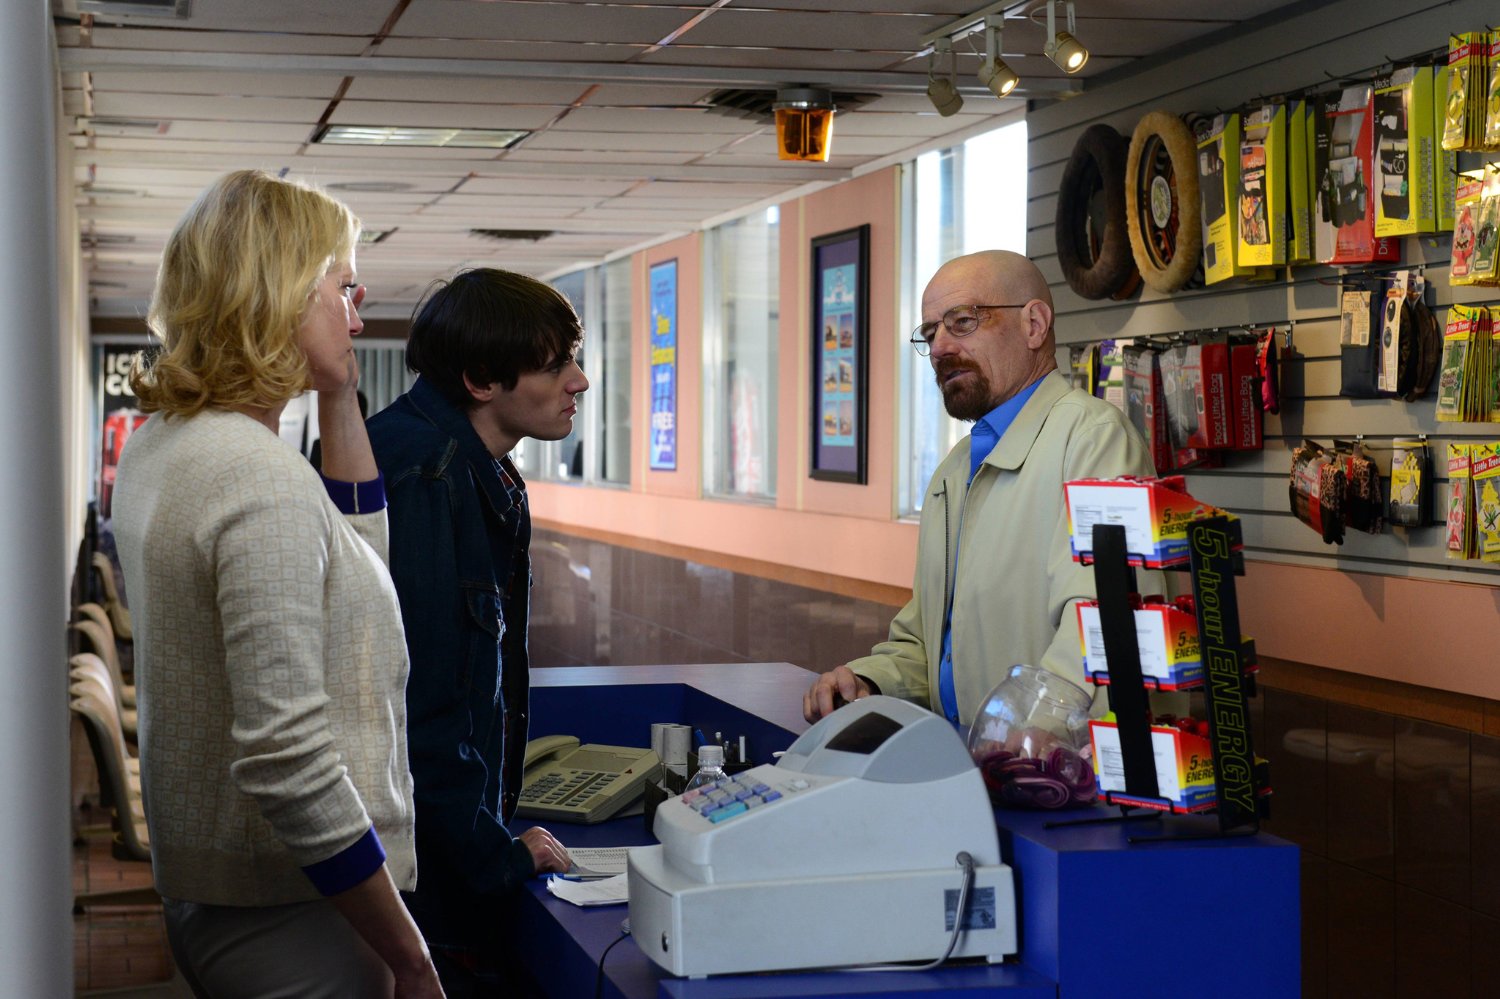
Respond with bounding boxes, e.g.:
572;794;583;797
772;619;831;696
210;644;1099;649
546;872;630;907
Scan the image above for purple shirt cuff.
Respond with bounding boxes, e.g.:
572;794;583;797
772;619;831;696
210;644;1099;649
302;826;386;896
320;473;386;515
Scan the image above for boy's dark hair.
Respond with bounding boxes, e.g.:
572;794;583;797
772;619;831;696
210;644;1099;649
405;268;582;408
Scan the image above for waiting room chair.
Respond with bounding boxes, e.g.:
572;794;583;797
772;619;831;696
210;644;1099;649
73;615;138;739
91;551;133;641
75;602;135;701
69;654;141;798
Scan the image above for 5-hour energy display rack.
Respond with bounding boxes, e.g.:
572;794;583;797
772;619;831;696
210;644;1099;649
1078;518;1270;840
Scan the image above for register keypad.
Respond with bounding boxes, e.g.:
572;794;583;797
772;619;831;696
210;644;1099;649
681;775;790;824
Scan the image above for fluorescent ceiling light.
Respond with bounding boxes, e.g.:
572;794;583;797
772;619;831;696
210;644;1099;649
314;125;529;149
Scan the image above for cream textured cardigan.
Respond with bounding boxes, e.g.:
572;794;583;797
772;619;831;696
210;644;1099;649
113;408;416;906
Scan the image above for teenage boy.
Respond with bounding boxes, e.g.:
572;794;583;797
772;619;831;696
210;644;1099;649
367;268;589;995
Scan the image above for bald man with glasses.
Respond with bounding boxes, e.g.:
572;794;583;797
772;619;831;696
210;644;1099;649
804;249;1156;727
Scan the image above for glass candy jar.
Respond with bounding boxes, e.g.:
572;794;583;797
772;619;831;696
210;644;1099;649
966;665;1098;809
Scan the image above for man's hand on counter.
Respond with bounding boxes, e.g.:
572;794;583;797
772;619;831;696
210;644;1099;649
520;826;571;876
802;666;874;723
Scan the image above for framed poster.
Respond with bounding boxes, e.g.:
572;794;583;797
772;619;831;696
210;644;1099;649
809;224;869;483
649;258;678;471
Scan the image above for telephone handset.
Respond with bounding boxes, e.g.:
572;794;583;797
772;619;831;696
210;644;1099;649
517;736;661;825
524;734;580;771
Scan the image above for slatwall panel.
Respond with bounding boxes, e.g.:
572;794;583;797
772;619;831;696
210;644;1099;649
1026;0;1500;587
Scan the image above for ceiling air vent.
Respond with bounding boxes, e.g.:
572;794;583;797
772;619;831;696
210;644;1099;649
703;89;878;124
81;232;137;248
84;117;169;134
359;228;397;245
78;0;191;18
470;229;554;243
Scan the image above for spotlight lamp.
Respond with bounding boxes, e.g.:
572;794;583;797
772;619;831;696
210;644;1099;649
926;37;964;117
1044;0;1090;74
977;16;1020;98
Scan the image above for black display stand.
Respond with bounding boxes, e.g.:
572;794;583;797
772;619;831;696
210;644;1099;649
1078;518;1268;841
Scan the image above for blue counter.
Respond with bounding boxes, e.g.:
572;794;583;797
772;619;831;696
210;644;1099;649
513;664;1299;998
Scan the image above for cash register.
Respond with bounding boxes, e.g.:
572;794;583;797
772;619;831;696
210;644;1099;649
627;696;1016;977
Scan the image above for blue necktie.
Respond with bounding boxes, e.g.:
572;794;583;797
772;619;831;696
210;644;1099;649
939;421;1001;725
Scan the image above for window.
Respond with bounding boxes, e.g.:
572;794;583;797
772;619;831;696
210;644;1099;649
898;118;1028;515
515;263;631;486
702;207;780;499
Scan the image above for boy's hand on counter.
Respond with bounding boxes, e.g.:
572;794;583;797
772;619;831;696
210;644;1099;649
520;826;571;875
803;666;874;723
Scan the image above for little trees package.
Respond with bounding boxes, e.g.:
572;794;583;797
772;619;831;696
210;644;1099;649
1315;85;1402;265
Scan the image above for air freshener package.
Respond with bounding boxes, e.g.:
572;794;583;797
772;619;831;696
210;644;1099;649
1490;307;1500;423
1197;113;1257;283
1389;438;1431;527
1443;32;1487;151
1435;62;1459;230
1289;100;1314;263
1471;442;1500;562
1466;165;1500;286
1435;308;1471;422
1486;31;1500;150
1316;85;1401;265
1238;104;1286;266
1452;172;1486;284
1373;66;1436;237
1446;444;1475;559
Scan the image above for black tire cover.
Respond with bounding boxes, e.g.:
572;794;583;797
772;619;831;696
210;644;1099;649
1055;123;1136;301
1126;111;1203;294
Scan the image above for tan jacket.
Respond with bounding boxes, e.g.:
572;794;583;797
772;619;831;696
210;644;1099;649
850;371;1157;725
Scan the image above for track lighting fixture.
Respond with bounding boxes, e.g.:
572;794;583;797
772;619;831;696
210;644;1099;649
926;38;964;116
976;15;1019;99
1044;0;1089;73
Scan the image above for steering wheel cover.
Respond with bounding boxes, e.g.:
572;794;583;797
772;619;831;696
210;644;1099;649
1055;123;1137;301
1125;111;1203;294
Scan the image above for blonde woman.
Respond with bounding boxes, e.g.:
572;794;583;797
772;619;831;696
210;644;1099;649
113;170;442;998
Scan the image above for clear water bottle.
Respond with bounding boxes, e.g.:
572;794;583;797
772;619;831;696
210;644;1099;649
684;744;727;792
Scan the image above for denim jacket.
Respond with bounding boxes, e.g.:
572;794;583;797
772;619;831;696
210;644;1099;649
367;377;534;945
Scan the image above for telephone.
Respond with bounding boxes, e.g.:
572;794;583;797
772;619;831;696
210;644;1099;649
517;736;661;825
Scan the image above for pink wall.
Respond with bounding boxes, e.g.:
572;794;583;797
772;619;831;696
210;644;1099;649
1239;562;1500;699
776;169;900;520
530;165;917;590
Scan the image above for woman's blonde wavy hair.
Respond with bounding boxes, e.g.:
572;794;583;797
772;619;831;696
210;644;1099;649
130;170;360;416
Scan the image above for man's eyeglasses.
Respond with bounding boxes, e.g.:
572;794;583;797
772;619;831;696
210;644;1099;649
909;303;1028;355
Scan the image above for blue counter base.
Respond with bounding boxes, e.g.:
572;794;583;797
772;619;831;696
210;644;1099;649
512;666;1299;998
